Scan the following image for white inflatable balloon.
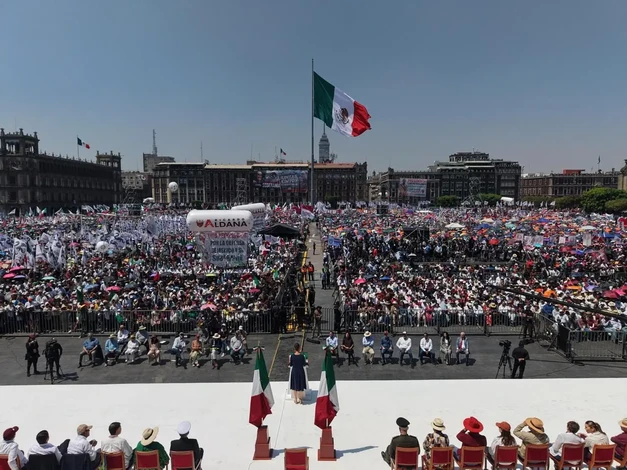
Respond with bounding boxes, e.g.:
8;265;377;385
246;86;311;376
232;203;266;217
168;182;179;193
186;210;253;233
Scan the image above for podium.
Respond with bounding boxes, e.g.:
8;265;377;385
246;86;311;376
252;425;272;460
317;427;337;461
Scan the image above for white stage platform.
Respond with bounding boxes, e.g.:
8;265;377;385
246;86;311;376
0;378;625;469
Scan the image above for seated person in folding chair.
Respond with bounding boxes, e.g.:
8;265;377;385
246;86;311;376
147;336;161;365
340;332;355;365
135;427;169;470
67;424;101;470
396;331;413;366
170;422;203;470
325;331;339;363
0;426;28;470
171;333;187;368
487;421;517;465
380;331;394;365
104;334;119;366
125;335;140;364
362;331;375;365
100;422;133;470
79;334;102;368
135;326;150;355
229;332;245;364
422;418;449;467
381;417;420;468
27;429;63;465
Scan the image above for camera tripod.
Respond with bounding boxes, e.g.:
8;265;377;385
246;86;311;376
495;351;513;379
44;360;64;385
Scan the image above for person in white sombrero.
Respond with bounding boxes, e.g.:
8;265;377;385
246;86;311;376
135;426;169;469
362;331;375;364
422;418;449;465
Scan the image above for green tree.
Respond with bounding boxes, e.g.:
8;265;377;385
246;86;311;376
580;187;627;213
554;195;581;210
478;193;502;206
605;198;627;213
436;195;459;207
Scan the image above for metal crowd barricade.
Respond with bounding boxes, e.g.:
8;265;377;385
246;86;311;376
568;329;626;362
0;308;276;336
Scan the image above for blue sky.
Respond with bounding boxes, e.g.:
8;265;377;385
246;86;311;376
2;0;627;173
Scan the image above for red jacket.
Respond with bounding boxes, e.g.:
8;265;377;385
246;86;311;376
611;431;627;458
457;430;487;448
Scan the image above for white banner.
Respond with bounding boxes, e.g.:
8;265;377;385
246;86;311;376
198;232;248;267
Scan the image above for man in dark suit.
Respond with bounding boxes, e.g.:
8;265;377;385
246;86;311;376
511;341;530;379
381;417;420;467
170;421;203;470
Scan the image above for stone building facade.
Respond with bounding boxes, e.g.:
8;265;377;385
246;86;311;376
151;161;368;205
0;128;123;215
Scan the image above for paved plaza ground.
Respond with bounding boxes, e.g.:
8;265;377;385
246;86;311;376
1;332;626;386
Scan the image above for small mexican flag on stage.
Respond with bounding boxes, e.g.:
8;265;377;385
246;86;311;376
314;350;340;429
313;72;371;137
249;348;274;428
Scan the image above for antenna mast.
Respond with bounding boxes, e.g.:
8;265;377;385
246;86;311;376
152;129;158;156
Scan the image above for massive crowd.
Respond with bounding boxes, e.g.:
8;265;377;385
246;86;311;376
0;207;306;337
318;207;627;337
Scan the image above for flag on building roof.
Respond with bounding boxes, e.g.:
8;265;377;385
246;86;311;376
314;349;339;429
249;348;274;428
313;72;371;138
77;137;90;149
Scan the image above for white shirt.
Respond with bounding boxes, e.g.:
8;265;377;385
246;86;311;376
173;337;186;351
117;329;129;343
27;442;62;463
0;441;28;470
126;339;139;352
396;337;412;351
489;436;516;457
67;435;98;461
550;432;583;456
101;435;133;468
583;432;609;450
326;336;338;348
420;338;433;352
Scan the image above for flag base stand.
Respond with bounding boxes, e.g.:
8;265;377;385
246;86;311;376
317;427;337;461
252;425;273;460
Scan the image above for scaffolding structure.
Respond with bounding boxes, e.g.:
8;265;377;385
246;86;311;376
233;177;248;205
463;176;481;206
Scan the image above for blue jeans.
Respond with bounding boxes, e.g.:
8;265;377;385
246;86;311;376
231;349;245;362
420;350;436;364
381;348;393;363
399;350;413;365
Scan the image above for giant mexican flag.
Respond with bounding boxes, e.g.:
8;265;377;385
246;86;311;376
313;72;371;138
249;349;274;428
314;350;340;429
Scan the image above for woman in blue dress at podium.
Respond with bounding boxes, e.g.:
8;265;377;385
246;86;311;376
289;343;308;404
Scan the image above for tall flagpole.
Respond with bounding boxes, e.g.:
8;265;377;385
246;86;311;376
311;58;315;205
77;135;80;160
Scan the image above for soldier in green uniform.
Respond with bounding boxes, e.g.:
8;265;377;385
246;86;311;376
381;417;420;467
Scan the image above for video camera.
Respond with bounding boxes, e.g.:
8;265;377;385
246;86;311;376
499;339;512;355
45;339;61;360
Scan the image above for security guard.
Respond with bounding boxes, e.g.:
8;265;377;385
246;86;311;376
381;417;420;467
